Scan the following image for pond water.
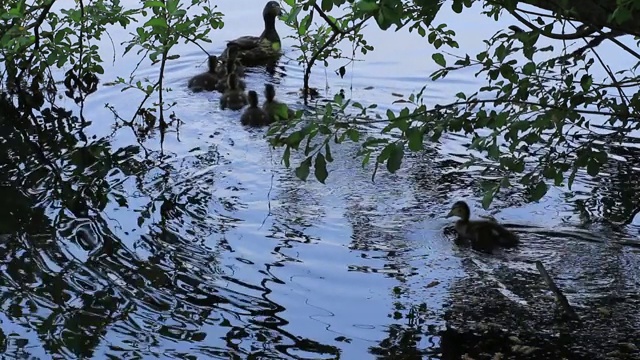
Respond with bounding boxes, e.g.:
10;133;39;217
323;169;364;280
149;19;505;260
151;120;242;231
1;0;640;359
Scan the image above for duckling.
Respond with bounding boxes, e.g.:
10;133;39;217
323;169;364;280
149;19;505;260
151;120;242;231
187;55;219;92
218;1;283;66
446;200;519;253
241;91;269;126
216;59;246;92
262;83;295;122
220;73;247;111
216;44;246;78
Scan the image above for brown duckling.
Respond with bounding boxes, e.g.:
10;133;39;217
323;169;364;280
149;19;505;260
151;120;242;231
187;55;219;92
218;1;283;66
446;200;519;253
216;58;246;92
241;91;269;126
220;73;247;111
262;83;295;122
216;44;246;78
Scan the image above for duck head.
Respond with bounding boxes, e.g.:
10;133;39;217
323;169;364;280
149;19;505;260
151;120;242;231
263;1;283;18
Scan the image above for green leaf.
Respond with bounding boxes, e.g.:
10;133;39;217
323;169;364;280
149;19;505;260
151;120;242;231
387;143;404;173
531;180;548;201
274;103;290;120
432;53;446;67
580;74;592;92
295;157;312;181
325;143;334;162
407;128;424;151
321;0;333;12
144;17;168;28
452;0;463;13
283;146;291;168
314;154;328;183
346;129;360;142
482;187;495;209
586;159;601;176
522;62;536;75
356;0;379;12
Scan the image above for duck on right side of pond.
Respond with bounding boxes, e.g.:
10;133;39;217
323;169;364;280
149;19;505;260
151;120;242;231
446;200;519;253
262;83;295;122
218;1;284;66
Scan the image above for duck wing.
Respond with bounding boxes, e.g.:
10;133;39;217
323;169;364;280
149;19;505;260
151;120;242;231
466;221;519;252
228;36;261;50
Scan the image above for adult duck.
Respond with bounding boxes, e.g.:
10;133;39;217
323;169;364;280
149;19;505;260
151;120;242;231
219;73;247;111
241;91;270;126
219;1;283;66
446;200;519;253
262;83;295;122
187;55;219;92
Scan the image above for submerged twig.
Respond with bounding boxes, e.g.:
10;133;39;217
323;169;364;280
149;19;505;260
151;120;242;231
535;260;580;321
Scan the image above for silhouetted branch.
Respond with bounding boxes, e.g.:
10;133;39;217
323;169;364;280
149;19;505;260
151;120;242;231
535;261;580;321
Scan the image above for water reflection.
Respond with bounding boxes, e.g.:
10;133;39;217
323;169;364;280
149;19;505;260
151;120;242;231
2;0;640;358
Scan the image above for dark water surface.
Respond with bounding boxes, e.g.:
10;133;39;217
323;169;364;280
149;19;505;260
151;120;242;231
1;1;640;358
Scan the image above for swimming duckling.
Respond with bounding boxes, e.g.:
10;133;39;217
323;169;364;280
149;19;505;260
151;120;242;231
216;44;246;78
216;58;246;92
220;73;247;111
241;91;269;126
187;55;219;92
218;1;284;66
446;200;519;253
262;83;295;122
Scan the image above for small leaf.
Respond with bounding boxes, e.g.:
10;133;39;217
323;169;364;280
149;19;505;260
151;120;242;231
387;144;404;173
531;180;548;201
407;128;424;151
314;154;328;183
356;0;379;12
338;66;346;78
452;0;463;13
283;146;291;168
295;157;311;181
586;159;600;176
144;17;168;28
325;143;334;162
346;129;360;142
481;188;495;210
432;53;446;67
580;74;592;92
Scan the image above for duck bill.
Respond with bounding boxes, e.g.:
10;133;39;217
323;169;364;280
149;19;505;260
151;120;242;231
445;210;454;218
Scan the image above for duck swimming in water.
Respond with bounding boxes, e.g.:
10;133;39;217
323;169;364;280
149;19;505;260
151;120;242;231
218;1;284;66
241;91;270;126
446;200;519;253
219;72;247;111
187;55;219;92
262;83;295;122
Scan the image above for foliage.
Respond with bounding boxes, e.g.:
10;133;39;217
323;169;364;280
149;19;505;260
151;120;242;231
2;0;640;208
269;0;640;208
0;0;222;131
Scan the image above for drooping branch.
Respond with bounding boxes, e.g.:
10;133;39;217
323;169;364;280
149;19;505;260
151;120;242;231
302;8;370;104
495;0;640;37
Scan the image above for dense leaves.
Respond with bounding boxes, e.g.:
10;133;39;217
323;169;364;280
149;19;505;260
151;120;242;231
2;0;640;207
